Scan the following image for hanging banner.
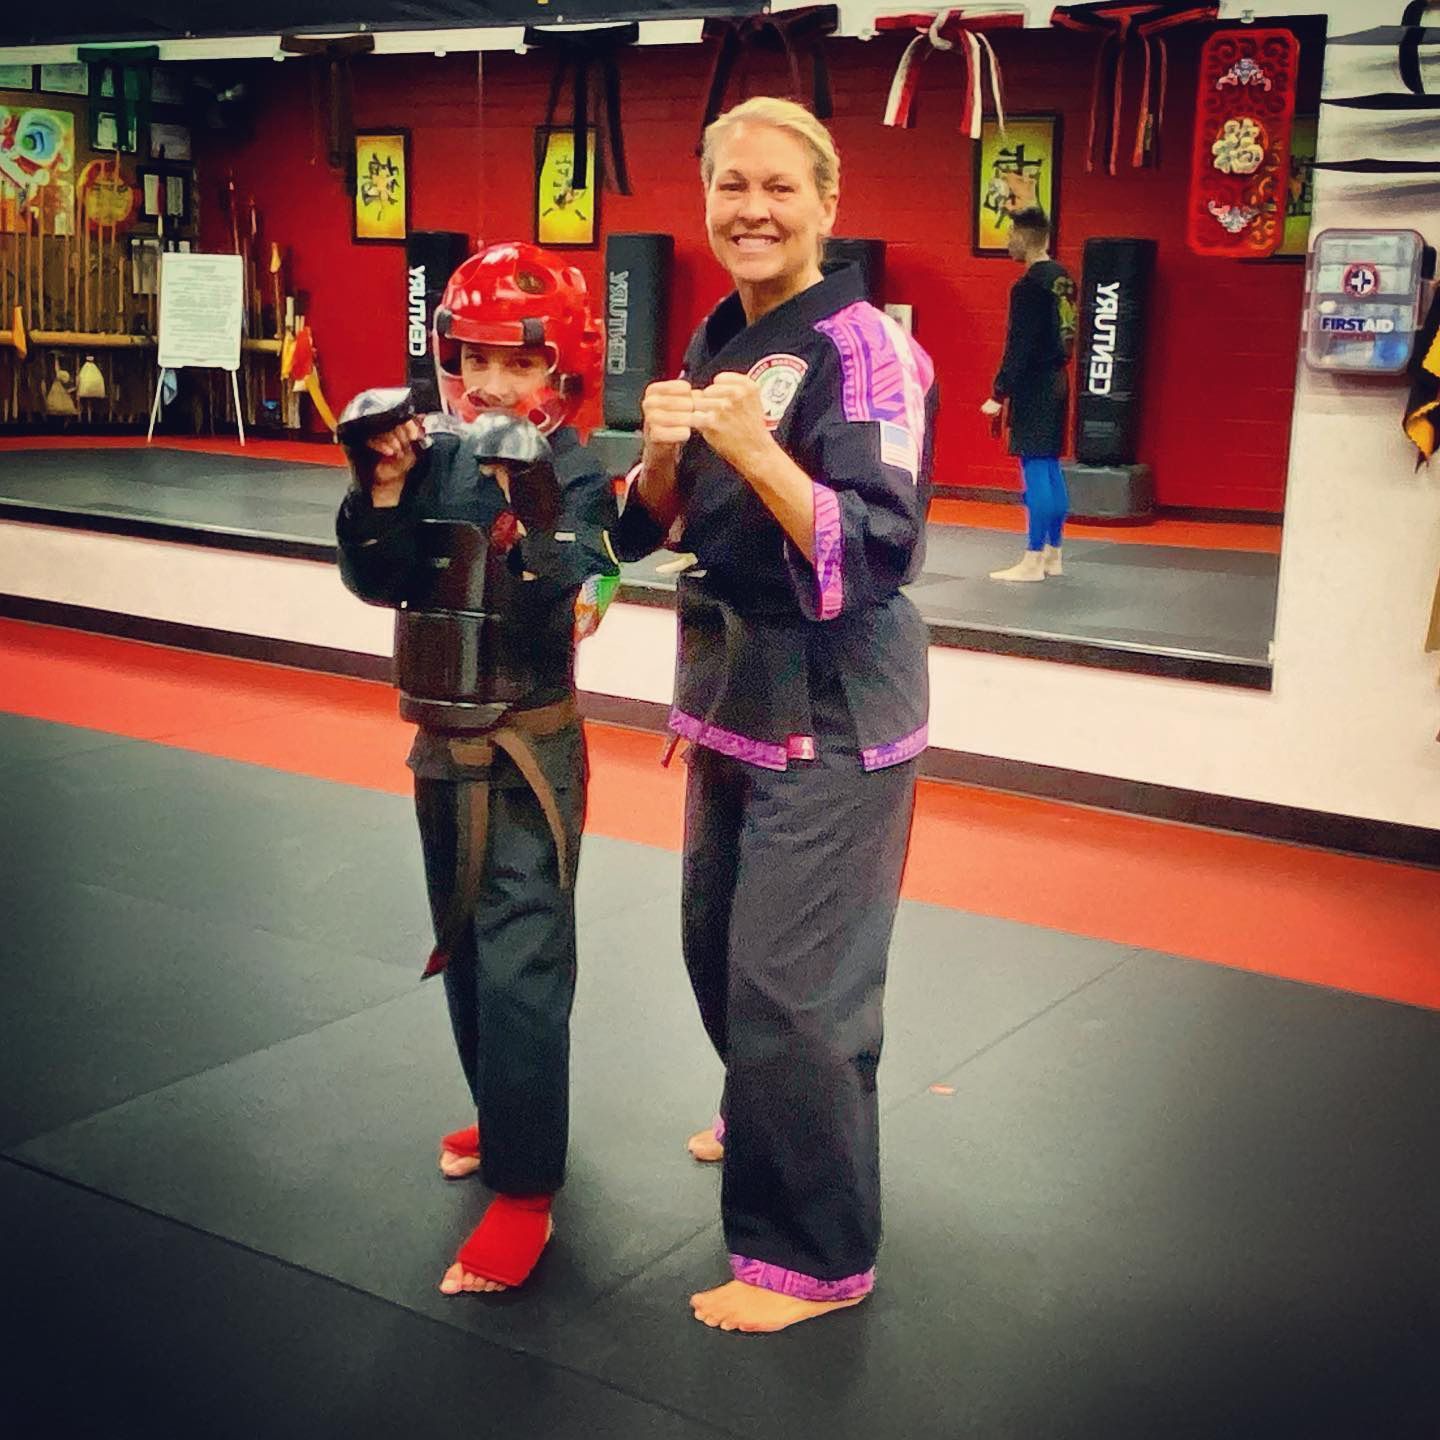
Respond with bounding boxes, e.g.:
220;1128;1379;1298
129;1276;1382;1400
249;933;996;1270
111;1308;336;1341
1185;27;1300;259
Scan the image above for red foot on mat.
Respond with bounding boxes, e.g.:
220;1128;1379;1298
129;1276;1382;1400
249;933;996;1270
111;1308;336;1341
455;1195;553;1289
441;1124;480;1160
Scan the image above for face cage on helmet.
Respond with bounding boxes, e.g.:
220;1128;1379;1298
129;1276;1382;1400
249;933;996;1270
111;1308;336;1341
434;362;578;436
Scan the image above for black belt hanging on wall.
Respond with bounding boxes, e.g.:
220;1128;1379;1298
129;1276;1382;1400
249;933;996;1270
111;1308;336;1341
279;32;376;180
1050;2;1218;173
1320;1;1440;171
697;6;839;151
523;23;639;195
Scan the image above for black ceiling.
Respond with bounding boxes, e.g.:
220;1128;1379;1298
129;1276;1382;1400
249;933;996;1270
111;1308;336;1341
1;2;753;47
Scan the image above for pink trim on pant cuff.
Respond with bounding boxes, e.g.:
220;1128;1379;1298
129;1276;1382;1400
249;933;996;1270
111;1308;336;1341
729;1254;876;1302
712;1113;726;1143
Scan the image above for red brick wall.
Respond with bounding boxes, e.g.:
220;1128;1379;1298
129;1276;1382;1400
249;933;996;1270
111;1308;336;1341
201;25;1314;513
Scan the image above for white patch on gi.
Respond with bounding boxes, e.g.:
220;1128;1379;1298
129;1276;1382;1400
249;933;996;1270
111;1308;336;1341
746;354;809;430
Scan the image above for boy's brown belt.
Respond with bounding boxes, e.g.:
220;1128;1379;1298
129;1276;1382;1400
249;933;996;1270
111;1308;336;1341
422;696;577;980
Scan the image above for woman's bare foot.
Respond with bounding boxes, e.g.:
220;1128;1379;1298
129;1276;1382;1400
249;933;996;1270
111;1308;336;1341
686;1126;724;1163
690;1279;866;1333
438;1218;554;1296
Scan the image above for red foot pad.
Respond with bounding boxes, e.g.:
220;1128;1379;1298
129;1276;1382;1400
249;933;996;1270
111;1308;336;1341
456;1195;553;1288
441;1124;480;1160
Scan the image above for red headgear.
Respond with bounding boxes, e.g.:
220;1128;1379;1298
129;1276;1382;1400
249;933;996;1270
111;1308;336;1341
433;242;602;435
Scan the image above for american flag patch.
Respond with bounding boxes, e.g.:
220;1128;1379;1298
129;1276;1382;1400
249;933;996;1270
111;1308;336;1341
879;421;918;480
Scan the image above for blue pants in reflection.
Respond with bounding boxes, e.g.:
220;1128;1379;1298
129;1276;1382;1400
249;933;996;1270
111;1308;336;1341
1020;456;1068;551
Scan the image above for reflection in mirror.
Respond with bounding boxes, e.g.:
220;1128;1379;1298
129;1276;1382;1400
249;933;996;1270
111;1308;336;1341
897;13;1328;686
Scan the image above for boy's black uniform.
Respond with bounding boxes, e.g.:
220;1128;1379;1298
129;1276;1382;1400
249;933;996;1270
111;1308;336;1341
337;415;617;1197
992;257;1076;456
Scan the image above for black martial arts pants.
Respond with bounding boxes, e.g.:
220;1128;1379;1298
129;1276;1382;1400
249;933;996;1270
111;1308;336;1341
682;741;918;1283
413;732;585;1198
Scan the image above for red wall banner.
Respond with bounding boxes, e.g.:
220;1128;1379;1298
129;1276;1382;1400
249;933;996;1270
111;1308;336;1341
1186;28;1300;259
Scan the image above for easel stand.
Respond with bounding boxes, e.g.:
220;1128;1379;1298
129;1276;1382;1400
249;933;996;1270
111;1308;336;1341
144;252;246;446
145;366;245;445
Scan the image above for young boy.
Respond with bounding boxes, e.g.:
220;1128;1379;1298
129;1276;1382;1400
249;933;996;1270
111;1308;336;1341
982;205;1077;582
336;242;618;1294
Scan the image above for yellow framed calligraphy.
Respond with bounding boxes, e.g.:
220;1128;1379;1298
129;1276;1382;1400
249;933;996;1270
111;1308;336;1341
534;127;599;249
973;114;1062;256
353;129;409;244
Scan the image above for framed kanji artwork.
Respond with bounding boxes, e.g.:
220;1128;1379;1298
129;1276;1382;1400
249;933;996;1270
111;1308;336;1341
353;129;409;244
973;115;1061;256
534;127;599;248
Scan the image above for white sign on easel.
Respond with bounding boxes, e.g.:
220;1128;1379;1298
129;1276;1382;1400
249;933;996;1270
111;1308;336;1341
146;251;247;446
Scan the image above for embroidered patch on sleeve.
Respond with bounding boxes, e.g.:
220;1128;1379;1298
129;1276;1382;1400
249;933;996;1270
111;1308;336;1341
746;354;809;429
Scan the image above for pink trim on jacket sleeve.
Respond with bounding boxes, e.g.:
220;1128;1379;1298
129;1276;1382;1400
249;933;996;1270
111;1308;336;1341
811;481;844;621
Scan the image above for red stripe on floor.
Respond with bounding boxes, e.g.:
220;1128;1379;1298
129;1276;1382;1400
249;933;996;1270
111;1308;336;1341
2;618;1435;1011
926;497;1284;554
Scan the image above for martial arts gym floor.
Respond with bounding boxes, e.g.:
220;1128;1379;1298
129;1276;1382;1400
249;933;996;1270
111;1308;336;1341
0;439;1280;674
4;618;1438;1440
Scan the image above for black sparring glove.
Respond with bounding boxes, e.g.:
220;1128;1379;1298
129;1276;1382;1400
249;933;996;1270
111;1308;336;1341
464;412;562;534
336;386;425;491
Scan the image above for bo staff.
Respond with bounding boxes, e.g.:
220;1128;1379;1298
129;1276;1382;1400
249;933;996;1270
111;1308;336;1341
99;158;110;331
119;238;128;339
35;209;45;334
269;243;284;341
80;200;89;333
104;156;115;332
39;210;48;334
63;199;72;331
247;196;261;334
20;219;29;339
227;171;240;255
110;155;122;332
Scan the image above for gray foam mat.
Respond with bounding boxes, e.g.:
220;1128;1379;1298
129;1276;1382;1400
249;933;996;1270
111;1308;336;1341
9;715;1438;1438
0;446;345;544
1;1160;725;1440
559;954;1440;1440
0;874;413;1148
0;710;136;774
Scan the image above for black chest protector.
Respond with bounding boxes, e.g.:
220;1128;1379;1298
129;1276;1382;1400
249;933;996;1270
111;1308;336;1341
387;409;572;733
395;521;548;731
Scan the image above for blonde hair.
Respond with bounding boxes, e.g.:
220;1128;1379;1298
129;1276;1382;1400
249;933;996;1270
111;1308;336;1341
700;96;840;200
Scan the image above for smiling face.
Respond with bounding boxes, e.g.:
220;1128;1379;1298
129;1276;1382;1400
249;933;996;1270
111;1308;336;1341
459;342;550;414
704;121;837;320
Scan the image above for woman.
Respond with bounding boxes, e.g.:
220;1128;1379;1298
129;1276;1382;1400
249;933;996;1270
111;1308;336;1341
613;97;936;1334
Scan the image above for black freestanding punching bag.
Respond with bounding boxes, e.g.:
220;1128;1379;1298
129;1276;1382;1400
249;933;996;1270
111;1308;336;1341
1075;238;1156;466
604;233;673;429
405;231;470;409
824;237;886;304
